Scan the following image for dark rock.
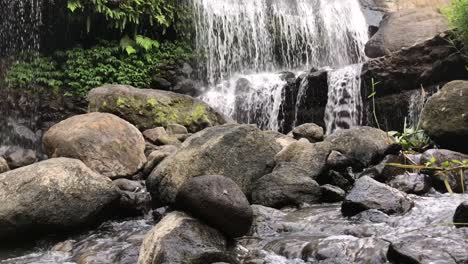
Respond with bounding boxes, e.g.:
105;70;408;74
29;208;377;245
252;162;321;208
387;173;432;195
0;158;119;240
453;202;468;228
151;76;172;90
319;170;355;191
43;113;146;179
147;124;282;206
3;146;37;169
138;211;230;264
351;209;390;224
342;176;413;217
358;154;407;183
326;150;363;172
175;175;253;238
88;84;226;132
320;184;346;203
324;126;394;167
291;123;324;143
172;79;204;97
117;190;151;216
420;80;468;153
365;8;449;58
142;146;178;176
275;139;332;180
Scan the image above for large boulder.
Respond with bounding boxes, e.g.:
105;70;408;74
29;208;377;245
0;158;119;240
175;175;253;238
43;112;146;179
453;202;468;228
138;211;231;264
341;176;413;217
324;126;394;167
420;81;468;153
252;162;321;208
88;84;227;132
365;8;449;58
147;124;282;206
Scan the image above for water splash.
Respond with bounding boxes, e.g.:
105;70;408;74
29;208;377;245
194;0;369;130
324;64;364;134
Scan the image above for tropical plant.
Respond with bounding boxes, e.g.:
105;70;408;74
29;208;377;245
442;0;468;53
388;119;432;152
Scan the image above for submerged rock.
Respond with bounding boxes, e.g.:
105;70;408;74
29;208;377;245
291;123;324;143
138;211;230;264
88;84;227;132
252;162;321;208
421;80;468;153
175;175;253;238
0;158;119;240
453;202;468;228
342;176;413;217
147;124;281;206
43;112;146;179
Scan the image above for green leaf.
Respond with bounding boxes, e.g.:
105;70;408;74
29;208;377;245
367;91;376;99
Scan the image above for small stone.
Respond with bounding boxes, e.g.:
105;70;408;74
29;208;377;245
143;127;167;144
3;147;37;169
291;123;324;143
166;124;188;135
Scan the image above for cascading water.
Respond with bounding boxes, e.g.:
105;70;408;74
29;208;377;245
194;0;369;130
324;64;364;134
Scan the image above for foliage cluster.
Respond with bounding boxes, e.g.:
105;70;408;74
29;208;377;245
443;0;468;53
388;119;432;152
6;41;193;97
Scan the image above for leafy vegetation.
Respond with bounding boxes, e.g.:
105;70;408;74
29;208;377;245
6;41;193;97
443;0;468;53
388;119;432;152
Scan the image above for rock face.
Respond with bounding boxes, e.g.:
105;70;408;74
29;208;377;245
420;81;468;153
175;175;253;238
0;158;119;240
365;8;449;58
147;124;282;206
453;202;468;228
88;84;227;132
43;112;146;179
342;176;413;217
138;211;229;264
324;127;394;167
252;162;321;208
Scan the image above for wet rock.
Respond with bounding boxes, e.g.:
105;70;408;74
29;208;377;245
275;139;332;180
291;123;324;143
252;162;321;208
365;8;449;58
324;126;394;167
420;149;468;193
142;146;178;176
351;209;391;224
138;211;230;264
117;190;152;217
250;205;287;235
320;184;346;203
43;112;146;179
175;175;253;238
166;123;188;135
319;170;355;191
0;157;9;173
387;231;468;264
0;158;119;240
387;173;432;195
88;84;227;132
421;80;468;153
326;150;363;172
147;124;281;206
453;202;468;228
3;146;37;169
357;154;406;183
342;176;413;217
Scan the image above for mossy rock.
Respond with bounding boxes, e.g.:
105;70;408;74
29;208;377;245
88;85;228;132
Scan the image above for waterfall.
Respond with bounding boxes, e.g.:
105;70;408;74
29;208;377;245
407;87;429;129
193;0;369;130
324;64;364;134
0;0;43;56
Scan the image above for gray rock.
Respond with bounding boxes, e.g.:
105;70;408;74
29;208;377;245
138;211;230;264
0;157;9;173
43;113;146;179
3;146;37;169
453;202;468;228
142;146;178;176
143;127;168;144
275;139;332;180
291;123;324;143
88;84;227;132
147;124;281;206
320;184;346;203
387;173;432;195
358;154;407;183
341;176;413;217
166;124;188;135
117;190;151;216
420;81;468;153
113;179;144;192
365;8;449;58
326;150;363;172
0;158;119;240
324;127;394;167
175;175;253;238
252;162;321;208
